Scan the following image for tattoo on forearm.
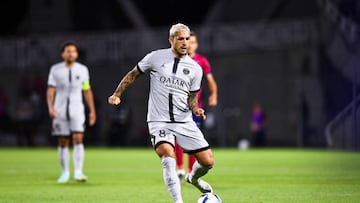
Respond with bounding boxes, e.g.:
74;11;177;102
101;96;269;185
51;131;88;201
114;68;140;96
188;92;198;111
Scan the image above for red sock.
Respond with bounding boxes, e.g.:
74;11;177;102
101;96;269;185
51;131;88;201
174;142;184;170
188;155;196;173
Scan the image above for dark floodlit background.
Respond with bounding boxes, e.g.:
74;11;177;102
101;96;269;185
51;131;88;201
0;0;359;150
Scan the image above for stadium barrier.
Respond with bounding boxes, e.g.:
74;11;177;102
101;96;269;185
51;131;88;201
0;20;317;71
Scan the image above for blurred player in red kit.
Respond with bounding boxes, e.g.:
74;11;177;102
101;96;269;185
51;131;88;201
175;31;218;181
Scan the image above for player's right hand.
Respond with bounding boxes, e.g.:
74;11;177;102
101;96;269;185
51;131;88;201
49;108;57;119
194;108;206;120
108;95;121;105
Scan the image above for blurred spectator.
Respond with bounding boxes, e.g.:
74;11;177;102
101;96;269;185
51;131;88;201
299;92;311;146
29;74;48;125
339;0;360;25
107;103;132;146
14;77;39;146
0;84;11;132
250;102;267;147
29;74;47;101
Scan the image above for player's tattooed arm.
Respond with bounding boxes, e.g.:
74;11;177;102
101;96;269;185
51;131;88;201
188;92;206;119
188;92;199;112
113;66;141;98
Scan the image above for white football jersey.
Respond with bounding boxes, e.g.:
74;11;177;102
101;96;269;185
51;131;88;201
47;62;90;119
138;48;203;122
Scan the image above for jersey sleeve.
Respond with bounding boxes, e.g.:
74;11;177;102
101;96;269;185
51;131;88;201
190;64;203;92
200;56;212;75
47;66;56;87
84;66;90;81
137;51;154;73
82;67;91;90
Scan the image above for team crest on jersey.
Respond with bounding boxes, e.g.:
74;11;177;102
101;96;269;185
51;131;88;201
76;75;80;80
183;68;190;75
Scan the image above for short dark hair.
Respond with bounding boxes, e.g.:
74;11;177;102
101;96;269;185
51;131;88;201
190;31;197;37
60;41;79;53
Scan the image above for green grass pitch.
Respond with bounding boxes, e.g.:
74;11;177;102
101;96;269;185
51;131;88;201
0;147;360;203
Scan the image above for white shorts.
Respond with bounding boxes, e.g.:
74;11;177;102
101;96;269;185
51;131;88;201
148;121;210;154
52;115;85;136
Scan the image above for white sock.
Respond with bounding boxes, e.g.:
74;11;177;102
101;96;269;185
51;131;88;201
58;146;69;174
190;161;211;180
73;143;85;174
161;157;183;203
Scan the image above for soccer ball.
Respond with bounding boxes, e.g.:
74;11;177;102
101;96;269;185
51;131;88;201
197;193;222;203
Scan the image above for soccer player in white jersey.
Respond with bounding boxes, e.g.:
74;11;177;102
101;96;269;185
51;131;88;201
47;42;96;183
108;23;215;203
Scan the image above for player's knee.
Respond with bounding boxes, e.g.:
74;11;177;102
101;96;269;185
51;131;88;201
58;137;70;147
72;133;84;144
203;159;215;168
198;157;214;168
59;143;67;148
155;143;175;158
196;150;214;167
73;139;83;145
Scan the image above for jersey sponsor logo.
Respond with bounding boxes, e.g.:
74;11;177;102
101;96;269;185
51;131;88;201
159;76;186;91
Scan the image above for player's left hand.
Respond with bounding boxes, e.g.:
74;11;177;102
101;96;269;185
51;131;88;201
208;95;218;107
88;111;96;126
194;108;206;120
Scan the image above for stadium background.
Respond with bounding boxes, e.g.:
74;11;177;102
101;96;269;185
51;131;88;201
0;0;359;150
